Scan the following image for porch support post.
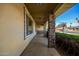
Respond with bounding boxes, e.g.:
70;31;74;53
48;12;55;48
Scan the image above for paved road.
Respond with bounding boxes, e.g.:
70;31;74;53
66;31;79;35
60;31;79;35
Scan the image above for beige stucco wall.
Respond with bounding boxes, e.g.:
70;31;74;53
36;21;48;32
44;21;48;31
36;25;44;31
0;4;36;56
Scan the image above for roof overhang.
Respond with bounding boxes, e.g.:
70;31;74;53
25;3;75;26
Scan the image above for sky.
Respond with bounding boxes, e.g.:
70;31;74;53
55;3;79;27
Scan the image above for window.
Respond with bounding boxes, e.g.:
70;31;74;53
26;15;33;35
24;7;33;40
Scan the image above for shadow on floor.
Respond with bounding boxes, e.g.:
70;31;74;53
21;31;60;56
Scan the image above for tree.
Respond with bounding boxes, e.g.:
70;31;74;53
61;22;67;32
57;22;67;32
70;23;72;28
76;17;79;24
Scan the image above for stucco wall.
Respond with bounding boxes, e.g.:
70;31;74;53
36;25;44;31
0;4;36;56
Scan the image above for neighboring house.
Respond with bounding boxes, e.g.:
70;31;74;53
55;23;67;32
73;26;79;30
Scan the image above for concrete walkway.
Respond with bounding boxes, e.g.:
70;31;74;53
21;31;60;56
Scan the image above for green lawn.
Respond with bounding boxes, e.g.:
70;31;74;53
56;32;79;43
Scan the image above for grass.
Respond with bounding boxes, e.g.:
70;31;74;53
56;32;79;43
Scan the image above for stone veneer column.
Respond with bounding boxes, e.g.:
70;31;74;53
48;13;55;48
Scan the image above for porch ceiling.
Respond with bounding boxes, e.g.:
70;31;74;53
25;3;61;25
25;3;74;25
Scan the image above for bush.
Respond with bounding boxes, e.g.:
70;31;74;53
56;32;79;55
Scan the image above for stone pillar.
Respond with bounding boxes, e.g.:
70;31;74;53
48;13;55;48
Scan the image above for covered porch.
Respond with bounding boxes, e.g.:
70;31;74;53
0;3;76;56
21;3;75;56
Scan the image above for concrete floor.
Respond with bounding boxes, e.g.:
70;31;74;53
21;31;60;56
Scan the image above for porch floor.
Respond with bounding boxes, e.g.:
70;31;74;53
21;31;60;56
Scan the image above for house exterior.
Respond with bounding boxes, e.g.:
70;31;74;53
0;3;74;56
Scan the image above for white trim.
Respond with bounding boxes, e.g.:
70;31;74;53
25;32;34;39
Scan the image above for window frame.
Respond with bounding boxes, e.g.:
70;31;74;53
24;7;33;40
